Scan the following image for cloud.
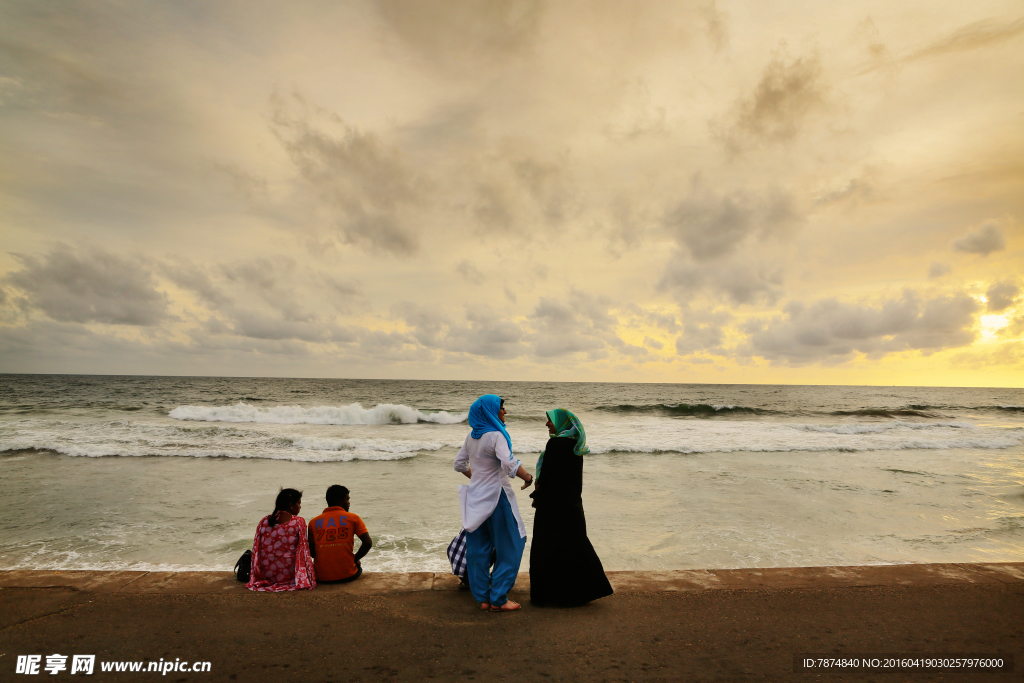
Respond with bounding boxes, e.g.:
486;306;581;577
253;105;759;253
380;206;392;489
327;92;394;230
464;152;577;236
744;291;980;364
907;17;1024;63
395;303;527;359
663;186;799;260
999;315;1024;339
372;0;544;70
456;260;486;285
447;309;527;359
271;93;425;255
701;1;729;51
814;178;874;206
161;260;231;308
986;280;1020;312
214;309;355;344
952;220;1006;255
643;336;664;350
714;51;827;150
6;245;168;325
928;262;952;279
163;256;361;340
528;291;618;358
675;311;728;355
622;305;681;333
661;256;785;305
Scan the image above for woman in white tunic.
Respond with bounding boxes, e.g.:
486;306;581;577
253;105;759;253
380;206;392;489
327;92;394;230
454;394;534;611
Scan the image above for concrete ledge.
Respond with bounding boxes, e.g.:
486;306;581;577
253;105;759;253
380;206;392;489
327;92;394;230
1;562;1020;596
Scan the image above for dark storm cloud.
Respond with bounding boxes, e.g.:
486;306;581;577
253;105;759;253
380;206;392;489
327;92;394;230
986;281;1020;312
952;221;1006;255
272;93;425;255
6;245;168;326
714;51;827;150
743;291;980;364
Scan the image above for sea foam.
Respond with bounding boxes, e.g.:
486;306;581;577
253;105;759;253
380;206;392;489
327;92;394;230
168;402;467;425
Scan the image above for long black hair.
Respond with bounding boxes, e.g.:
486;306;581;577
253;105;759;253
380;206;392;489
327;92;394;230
267;488;302;527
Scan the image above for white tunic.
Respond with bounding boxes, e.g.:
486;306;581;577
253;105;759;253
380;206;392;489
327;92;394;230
454;431;526;538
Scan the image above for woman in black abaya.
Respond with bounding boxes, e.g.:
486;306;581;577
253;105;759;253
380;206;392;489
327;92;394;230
529;408;613;607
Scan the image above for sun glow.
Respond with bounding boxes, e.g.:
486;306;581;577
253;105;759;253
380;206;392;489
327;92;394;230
978;314;1009;340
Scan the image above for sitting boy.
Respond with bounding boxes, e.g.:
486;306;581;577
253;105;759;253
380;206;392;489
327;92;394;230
307;485;372;583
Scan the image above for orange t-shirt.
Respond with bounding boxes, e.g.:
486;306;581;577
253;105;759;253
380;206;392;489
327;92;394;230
307;507;369;581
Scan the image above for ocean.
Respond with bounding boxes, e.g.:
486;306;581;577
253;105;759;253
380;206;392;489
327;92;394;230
1;375;1022;573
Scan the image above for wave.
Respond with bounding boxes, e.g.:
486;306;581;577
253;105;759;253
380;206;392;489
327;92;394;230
797;421;975;434
829;408;940;418
0;444;426;463
168;402;467;425
596;403;770;417
594;403;1024;419
592;437;1021;455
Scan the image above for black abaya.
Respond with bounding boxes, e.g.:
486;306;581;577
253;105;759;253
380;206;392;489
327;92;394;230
529;436;613;606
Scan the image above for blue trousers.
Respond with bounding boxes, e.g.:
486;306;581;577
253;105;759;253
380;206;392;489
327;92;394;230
466;490;526;607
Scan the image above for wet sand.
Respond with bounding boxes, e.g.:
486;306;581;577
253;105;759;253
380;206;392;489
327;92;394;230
1;563;1021;682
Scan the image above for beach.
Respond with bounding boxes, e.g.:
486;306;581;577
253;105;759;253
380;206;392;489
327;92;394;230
2;563;1021;681
3;377;1022;679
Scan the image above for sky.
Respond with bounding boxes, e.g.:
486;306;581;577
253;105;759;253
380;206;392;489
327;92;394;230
0;0;1022;385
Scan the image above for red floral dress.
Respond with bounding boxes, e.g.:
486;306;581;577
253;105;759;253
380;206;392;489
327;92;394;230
246;515;316;592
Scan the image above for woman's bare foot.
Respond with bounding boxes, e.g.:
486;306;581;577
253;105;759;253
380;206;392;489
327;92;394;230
489;600;521;612
479;602;490;610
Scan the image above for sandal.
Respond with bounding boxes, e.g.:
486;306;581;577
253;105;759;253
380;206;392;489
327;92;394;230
479;602;491;610
489;600;522;612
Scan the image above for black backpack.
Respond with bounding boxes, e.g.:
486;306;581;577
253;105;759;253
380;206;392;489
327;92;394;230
234;550;252;582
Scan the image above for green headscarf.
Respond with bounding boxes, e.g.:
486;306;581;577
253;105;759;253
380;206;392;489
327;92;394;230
535;408;589;480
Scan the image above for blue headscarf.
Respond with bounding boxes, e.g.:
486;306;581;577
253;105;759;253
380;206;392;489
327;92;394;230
468;394;513;456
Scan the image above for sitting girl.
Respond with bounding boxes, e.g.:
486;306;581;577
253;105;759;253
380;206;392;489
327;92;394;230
246;488;316;592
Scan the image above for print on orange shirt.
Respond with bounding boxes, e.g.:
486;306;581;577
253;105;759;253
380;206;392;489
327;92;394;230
308;506;368;581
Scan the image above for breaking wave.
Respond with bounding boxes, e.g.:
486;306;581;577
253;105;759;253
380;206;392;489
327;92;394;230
830;408;939;418
797;421;975;434
168;402;467;425
596;403;770;417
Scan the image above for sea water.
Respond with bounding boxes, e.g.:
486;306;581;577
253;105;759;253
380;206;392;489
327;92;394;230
1;375;1022;572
